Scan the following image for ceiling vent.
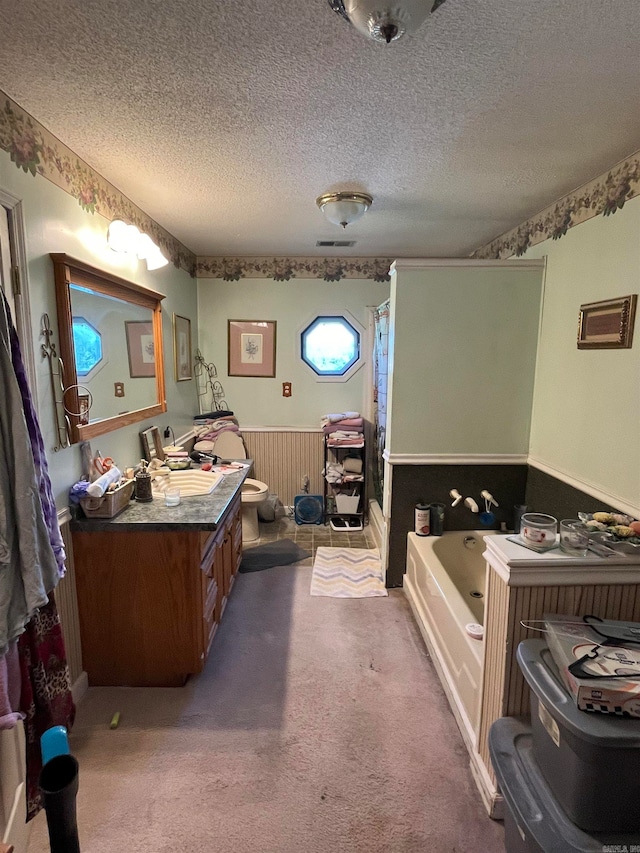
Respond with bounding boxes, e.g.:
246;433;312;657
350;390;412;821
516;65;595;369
316;240;356;248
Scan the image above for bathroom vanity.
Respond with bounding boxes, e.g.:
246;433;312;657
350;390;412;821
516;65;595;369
71;466;249;687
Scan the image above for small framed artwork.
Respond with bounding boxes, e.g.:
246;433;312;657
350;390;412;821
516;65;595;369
140;426;165;461
577;295;637;349
78;394;90;425
173;314;192;381
125;321;156;378
228;320;277;377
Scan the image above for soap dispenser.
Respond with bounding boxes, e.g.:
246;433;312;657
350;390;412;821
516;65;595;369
134;459;153;503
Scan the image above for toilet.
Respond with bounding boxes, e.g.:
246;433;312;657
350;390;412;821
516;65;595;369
211;432;268;543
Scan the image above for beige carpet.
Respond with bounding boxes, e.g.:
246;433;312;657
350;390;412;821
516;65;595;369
28;563;504;852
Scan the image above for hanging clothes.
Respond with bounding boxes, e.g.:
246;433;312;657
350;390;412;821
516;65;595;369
5;294;65;578
0;294;60;656
19;594;75;820
0;293;75;819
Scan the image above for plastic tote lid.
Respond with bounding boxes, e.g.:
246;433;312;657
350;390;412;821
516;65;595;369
517;639;640;747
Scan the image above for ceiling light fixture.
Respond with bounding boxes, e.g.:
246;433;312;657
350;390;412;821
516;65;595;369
316;192;373;229
107;219;169;270
328;0;448;44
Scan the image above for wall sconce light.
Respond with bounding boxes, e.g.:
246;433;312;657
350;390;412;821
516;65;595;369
107;219;169;270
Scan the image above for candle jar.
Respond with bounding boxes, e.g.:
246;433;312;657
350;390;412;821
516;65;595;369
520;512;557;550
559;519;589;557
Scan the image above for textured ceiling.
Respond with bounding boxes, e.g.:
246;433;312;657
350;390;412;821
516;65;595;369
2;0;640;258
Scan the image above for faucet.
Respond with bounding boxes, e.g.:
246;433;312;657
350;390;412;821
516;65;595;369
480;489;499;508
449;489;463;507
464;497;479;513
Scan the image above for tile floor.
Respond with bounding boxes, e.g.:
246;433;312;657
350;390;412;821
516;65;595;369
243;514;377;559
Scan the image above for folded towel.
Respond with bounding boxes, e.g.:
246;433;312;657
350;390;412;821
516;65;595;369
322;423;363;435
321;411;360;426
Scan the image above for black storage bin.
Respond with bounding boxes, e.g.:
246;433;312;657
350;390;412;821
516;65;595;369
517;639;640;834
489;716;640;853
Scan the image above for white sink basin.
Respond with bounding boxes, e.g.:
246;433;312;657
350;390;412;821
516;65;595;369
151;468;224;497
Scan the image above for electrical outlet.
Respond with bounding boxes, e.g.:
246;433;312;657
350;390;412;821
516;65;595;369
282;381;292;397
114;381;125;397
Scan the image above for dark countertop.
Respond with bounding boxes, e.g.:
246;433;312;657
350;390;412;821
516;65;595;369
71;464;251;532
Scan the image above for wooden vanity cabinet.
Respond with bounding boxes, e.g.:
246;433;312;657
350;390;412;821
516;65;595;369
73;495;242;687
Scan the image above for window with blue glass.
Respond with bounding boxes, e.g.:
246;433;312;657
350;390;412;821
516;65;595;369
301;316;360;376
72;317;102;375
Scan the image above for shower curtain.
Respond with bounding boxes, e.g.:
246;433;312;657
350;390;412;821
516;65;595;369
372;300;390;506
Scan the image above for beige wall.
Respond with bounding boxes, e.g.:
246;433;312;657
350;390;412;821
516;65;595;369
525;195;640;514
386;263;543;455
1;148;199;503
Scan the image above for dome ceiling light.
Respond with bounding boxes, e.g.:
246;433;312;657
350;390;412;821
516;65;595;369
316;192;373;228
328;0;448;44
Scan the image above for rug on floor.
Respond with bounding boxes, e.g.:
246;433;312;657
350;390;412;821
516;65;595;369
239;538;310;572
310;547;387;597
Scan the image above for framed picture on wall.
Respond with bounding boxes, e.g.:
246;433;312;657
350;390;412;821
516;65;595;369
577;295;637;349
125;320;156;378
173;314;192;381
228;320;277;377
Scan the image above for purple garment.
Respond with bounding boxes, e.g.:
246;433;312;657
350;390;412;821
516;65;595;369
3;293;66;579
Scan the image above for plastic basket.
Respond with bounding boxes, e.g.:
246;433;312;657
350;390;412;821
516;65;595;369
335;493;360;514
79;479;135;519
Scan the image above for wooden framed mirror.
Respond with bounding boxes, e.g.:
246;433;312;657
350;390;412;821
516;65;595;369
51;253;166;444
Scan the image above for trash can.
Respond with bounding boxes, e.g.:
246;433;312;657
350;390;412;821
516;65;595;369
517;638;640;833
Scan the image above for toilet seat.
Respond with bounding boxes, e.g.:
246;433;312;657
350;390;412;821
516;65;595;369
212;431;247;460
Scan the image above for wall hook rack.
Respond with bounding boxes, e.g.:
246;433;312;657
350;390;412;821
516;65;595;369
40;313;71;451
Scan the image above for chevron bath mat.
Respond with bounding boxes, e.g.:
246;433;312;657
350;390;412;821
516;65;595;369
310;547;387;598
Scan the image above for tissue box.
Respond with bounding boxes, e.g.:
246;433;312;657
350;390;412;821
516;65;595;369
79;479;135;519
545;614;640;717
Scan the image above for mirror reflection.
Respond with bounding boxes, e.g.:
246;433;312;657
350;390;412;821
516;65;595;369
70;285;157;423
51;253;166;444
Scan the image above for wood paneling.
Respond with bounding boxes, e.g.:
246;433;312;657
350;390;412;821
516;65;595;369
243;430;323;506
56;519;83;685
478;573;640;785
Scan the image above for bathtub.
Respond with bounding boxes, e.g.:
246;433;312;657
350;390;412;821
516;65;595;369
404;530;498;751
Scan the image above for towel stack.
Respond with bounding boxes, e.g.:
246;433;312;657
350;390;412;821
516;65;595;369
321;412;364;446
193;411;241;453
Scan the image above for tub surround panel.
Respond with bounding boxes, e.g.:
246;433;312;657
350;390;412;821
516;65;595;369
525;464;629;522
387;463;528;587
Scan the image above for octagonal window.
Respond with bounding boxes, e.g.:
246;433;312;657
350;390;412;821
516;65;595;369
301;316;360;376
73;316;103;375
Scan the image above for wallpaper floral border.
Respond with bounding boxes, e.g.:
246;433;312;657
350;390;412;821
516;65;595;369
0;93;392;283
472;151;640;259
196;256;392;282
0;95;196;275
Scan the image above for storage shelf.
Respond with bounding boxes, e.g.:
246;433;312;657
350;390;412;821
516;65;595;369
323;434;366;526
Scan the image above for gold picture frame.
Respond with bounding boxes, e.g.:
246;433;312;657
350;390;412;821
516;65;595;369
228;320;277;377
173;314;192;381
577;295;637;349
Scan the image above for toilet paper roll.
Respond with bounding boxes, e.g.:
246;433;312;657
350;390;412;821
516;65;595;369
342;457;363;474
